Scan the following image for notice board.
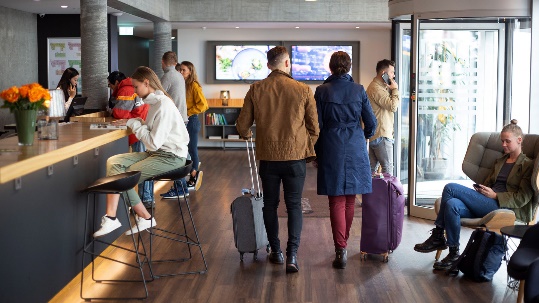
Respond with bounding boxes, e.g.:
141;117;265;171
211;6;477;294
47;38;82;93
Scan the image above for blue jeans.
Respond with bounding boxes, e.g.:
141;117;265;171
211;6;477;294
259;159;306;256
187;115;200;172
131;141;155;203
369;137;394;174
435;183;499;247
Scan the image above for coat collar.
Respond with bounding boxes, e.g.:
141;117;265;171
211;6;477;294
323;74;354;84
268;69;293;80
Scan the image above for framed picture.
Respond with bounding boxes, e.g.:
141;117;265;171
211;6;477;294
47;38;82;92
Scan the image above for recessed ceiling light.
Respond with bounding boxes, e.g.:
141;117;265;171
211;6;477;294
295;27;300;29
235;26;239;29
171;37;175;40
356;26;360;29
61;5;68;8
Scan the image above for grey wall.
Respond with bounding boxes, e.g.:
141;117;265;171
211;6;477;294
169;0;389;22
0;6;38;130
118;35;150;75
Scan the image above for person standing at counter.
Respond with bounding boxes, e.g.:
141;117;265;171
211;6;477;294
56;67;79;111
93;66;189;237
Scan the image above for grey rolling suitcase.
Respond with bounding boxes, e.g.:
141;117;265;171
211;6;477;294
230;139;270;261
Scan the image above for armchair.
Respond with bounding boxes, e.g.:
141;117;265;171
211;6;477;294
507;224;539;303
433;132;539;261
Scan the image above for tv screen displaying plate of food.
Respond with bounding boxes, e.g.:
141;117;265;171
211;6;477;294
215;45;276;80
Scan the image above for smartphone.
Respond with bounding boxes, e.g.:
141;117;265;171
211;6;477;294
473;183;481;190
382;73;391;85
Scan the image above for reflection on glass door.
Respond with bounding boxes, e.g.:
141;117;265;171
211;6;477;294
411;22;504;219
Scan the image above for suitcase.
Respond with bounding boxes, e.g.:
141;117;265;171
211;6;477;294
360;173;405;262
230;139;270;261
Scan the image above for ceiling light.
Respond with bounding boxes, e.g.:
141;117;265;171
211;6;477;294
119;27;133;35
235;27;239;29
295;27;300;29
171;37;175;40
61;5;68;8
356;26;360;28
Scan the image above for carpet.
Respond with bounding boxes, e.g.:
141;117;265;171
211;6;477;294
276;190;363;218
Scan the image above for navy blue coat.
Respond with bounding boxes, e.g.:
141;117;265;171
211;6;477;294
314;74;377;196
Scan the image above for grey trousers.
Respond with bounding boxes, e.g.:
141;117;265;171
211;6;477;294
369;137;394;174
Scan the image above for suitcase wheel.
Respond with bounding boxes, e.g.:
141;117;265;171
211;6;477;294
240;252;244;262
360;251;367;261
382;253;389;263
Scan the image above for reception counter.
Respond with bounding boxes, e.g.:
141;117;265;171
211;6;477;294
0;122;130;302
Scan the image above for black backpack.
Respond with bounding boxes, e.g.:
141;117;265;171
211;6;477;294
448;228;505;282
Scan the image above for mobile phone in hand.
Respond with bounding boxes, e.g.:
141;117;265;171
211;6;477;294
473;183;481;190
382;73;391;85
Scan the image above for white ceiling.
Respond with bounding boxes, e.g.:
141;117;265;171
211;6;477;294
0;0;391;38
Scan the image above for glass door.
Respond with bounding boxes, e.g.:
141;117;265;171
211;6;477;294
410;21;505;219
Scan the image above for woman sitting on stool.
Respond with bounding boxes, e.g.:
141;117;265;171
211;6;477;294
93;66;189;237
414;119;534;270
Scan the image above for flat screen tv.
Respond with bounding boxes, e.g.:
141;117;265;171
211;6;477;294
283;41;360;83
290;45;353;81
206;41;282;84
215;45;276;81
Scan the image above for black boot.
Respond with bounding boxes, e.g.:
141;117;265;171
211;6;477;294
332;248;347;269
433;246;460;270
414;227;448;253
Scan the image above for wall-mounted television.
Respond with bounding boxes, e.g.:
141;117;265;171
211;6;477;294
284;41;360;83
206;41;282;84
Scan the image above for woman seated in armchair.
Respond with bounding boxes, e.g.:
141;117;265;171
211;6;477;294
414;119;535;270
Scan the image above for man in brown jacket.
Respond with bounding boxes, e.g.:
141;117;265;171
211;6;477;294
236;46;319;273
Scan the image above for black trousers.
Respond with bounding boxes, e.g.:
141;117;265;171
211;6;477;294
259;159;306;256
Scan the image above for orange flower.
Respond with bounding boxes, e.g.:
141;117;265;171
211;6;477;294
1;86;20;103
28;86;45;102
19;85;30;98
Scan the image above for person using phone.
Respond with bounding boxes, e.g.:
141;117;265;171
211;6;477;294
366;59;400;174
414;120;534;271
56;67;79;111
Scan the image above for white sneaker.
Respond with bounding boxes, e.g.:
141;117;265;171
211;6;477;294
125;216;156;235
93;216;122;238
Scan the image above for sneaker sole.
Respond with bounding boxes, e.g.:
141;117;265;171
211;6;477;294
161;193;189;199
93;224;121;238
413;245;448;253
194;171;203;191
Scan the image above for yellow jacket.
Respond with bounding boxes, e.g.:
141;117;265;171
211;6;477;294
366;77;400;140
187;81;209;117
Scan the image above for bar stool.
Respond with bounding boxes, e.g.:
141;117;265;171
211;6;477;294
80;171;153;301
146;160;208;278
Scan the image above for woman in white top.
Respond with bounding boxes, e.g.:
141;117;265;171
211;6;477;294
93;66;189;237
56;67;79;111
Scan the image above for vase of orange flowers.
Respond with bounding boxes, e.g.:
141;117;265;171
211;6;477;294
1;83;51;145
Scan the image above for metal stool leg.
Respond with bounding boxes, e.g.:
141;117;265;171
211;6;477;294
146;179;207;278
80;190;153;300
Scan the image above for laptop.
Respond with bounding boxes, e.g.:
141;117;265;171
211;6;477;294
64;96;88;122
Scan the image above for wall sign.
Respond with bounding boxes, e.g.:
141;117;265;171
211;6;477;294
47;38;82;93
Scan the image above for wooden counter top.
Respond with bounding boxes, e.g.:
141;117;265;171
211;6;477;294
0;122;129;184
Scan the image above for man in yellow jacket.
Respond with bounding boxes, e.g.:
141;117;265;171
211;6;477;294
236;46;319;273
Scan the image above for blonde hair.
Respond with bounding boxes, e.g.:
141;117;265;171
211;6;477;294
131;66;172;100
502;119;523;138
179;61;200;92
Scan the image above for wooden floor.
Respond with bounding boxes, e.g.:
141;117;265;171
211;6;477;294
51;149;519;303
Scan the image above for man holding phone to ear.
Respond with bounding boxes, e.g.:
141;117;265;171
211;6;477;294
366;59;400;174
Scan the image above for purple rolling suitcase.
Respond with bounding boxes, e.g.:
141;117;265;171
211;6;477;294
360;173;405;262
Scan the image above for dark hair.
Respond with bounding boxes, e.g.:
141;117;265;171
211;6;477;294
502;119;523;138
56;67;79;101
267;46;288;68
375;59;395;74
329;51;351;76
107;71;127;85
162;51;178;66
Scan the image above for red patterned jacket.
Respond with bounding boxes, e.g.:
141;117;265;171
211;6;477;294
110;78;149;145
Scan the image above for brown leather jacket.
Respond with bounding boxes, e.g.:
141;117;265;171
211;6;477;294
236;70;320;161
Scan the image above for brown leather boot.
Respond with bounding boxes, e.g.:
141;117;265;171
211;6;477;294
332;248;347;269
414;227;448;253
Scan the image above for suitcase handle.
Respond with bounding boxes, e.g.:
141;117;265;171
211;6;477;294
245;138;262;198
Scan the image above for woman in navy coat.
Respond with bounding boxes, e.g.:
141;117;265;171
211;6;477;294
314;51;377;269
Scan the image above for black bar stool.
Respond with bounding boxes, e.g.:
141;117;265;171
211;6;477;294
80;171;153;301
146;160;208;278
